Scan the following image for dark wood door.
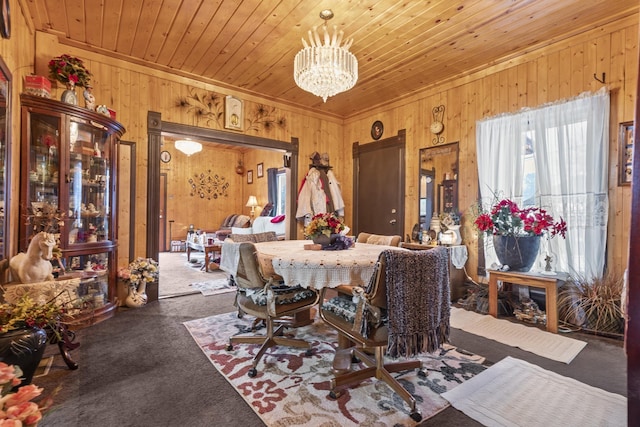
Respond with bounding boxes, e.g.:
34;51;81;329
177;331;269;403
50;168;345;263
353;130;405;237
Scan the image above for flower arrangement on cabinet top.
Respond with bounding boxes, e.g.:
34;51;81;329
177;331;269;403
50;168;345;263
304;212;346;239
48;54;92;88
0;362;57;426
117;257;159;291
474;198;567;238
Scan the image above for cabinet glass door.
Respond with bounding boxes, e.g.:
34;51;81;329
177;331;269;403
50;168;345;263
68;119;111;245
27;113;61;235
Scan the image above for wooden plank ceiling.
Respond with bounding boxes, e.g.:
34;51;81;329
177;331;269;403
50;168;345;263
23;0;638;119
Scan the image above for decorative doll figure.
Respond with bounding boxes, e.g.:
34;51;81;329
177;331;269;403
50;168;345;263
83;85;96;111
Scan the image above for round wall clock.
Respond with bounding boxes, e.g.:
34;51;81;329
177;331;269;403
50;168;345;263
160;150;171;163
0;0;10;39
430;121;444;135
371;120;384;140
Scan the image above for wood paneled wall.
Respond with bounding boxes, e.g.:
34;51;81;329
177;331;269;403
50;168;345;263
1;8;636;280
344;15;638;280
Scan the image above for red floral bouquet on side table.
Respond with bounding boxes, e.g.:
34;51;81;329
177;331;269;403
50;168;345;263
474;199;567;238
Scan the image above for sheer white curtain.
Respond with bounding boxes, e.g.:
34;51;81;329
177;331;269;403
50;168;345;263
476;88;609;279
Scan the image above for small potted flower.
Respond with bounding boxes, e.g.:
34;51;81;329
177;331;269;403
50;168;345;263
117;257;159;308
47;54;92;105
474;198;566;271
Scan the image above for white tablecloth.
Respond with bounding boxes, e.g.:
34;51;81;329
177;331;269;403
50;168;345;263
255;240;405;289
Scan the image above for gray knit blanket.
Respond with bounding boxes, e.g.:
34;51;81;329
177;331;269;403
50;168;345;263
383;247;450;357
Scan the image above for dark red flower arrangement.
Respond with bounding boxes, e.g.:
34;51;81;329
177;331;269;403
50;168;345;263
475;199;567;238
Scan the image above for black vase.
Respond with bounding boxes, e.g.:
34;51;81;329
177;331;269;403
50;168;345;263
0;327;48;386
493;235;541;272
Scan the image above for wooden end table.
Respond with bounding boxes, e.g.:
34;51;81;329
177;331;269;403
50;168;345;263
488;270;568;333
186;241;222;272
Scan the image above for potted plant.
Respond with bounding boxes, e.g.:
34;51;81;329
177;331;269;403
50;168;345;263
474;198;567;271
117;257;159;308
303;213;347;248
47;54;92;105
0;295;66;385
557;271;624;336
0;361;57;425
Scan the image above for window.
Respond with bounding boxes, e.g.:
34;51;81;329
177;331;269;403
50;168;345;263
477;89;610;278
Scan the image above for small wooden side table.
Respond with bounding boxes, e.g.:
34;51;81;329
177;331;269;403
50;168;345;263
488;270;568;333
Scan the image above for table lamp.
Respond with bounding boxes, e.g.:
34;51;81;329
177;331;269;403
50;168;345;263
246;195;259;220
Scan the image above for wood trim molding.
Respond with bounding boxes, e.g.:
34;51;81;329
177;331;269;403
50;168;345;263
146;112;300;264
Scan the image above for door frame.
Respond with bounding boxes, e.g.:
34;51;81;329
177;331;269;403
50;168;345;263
146;111;299;261
352;129;406;236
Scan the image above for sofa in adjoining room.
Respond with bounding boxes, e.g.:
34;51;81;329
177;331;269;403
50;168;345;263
212;214;251;240
231;215;286;239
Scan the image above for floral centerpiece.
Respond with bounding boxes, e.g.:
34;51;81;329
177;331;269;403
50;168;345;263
47;54;92;88
0;362;56;426
474;198;566;271
474;198;566;238
117;257;159;292
304;212;346;239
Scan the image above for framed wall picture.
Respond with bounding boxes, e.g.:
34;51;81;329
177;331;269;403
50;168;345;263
619;121;634;186
225;95;243;131
247;170;253;184
257;163;264;178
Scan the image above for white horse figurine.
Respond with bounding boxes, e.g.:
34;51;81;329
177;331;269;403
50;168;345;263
9;232;56;283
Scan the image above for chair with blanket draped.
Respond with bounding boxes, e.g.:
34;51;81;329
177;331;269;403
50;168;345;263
319;246;450;422
221;241;320;377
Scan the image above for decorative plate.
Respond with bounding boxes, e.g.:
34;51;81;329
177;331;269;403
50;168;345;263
371;120;384;140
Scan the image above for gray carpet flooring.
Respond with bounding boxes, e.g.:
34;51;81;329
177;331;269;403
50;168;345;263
35;290;626;426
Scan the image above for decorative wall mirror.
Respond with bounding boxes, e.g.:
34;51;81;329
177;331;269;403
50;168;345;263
0;56;11;259
418;142;459;232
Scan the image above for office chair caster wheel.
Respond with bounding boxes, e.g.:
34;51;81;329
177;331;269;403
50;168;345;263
248;368;258;378
305;349;313;357
417;368;428;378
328;390;341;400
410;411;422;422
225;344;233;351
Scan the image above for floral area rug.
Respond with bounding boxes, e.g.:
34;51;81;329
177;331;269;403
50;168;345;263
190;278;236;296
184;312;486;426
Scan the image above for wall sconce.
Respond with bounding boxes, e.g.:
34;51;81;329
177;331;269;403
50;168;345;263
246;195;259;220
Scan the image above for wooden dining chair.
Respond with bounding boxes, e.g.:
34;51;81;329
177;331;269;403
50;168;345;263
224;242;320;377
319;246;450;422
356;232;402;247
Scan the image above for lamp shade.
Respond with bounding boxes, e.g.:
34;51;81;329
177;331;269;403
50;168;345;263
175;139;203;156
246;196;259;208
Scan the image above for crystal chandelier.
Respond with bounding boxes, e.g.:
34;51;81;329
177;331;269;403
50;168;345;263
175;139;202;156
294;10;358;102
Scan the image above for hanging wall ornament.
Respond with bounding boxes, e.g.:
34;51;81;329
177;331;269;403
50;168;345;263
188;170;230;200
430;105;445;145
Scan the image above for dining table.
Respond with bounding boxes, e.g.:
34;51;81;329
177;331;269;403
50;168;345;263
254;239;406;290
254;239;406;346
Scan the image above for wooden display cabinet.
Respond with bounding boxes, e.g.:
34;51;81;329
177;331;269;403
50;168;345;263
19;94;125;326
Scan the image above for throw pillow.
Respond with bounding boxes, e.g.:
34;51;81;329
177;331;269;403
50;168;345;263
271;214;285;223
